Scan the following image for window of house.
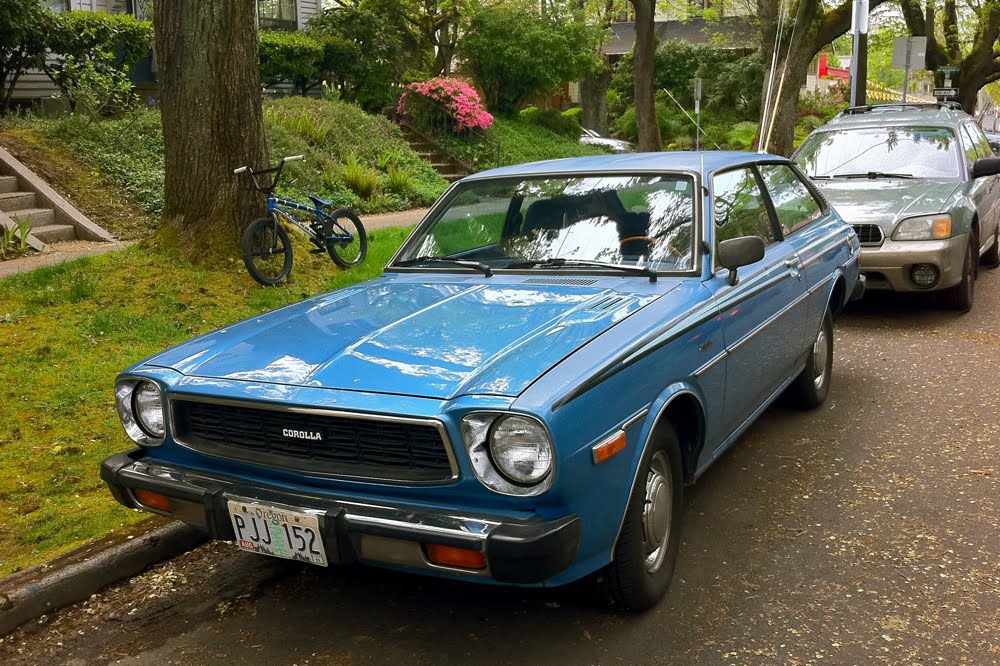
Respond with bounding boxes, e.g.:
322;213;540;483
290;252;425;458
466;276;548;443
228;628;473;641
758;164;823;236
258;0;297;31
46;0;69;11
713;167;777;248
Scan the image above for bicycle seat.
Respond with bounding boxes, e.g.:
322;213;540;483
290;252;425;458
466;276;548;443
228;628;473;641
308;195;333;208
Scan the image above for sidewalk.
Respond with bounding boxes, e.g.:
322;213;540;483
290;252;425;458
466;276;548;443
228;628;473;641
362;208;429;231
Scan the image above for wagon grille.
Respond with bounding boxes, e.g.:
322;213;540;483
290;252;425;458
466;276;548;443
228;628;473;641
852;224;884;246
171;398;455;483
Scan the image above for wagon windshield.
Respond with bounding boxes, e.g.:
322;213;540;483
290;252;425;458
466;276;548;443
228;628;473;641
796;126;961;179
396;174;697;274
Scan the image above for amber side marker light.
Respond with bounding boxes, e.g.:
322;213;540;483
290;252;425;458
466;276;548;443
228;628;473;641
592;431;627;464
424;543;487;570
133;488;171;513
932;216;952;239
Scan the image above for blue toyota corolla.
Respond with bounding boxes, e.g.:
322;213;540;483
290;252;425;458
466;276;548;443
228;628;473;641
102;152;863;610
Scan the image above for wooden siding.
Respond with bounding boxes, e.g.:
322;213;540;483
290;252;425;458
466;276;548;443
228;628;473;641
297;0;320;29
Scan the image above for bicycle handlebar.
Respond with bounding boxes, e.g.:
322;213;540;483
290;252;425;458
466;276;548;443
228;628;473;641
283;155;305;163
233;155;304;176
233;166;248;174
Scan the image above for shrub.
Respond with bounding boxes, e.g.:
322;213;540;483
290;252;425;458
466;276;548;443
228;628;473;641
398;78;493;133
458;2;603;113
385;166;414;195
341;155;380;200
727;121;759;149
0;0;49;113
562;107;583;123
60;57;138;119
44;10;153;113
259;30;324;96
519;106;581;138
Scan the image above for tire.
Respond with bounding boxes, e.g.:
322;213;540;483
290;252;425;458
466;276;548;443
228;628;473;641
324;208;368;269
785;308;834;409
939;239;974;312
242;216;292;286
982;226;1000;268
604;425;684;612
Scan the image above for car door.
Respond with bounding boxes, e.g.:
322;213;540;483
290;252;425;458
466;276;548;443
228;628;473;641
704;166;808;444
960;124;998;249
964;123;1000;236
757;162;846;335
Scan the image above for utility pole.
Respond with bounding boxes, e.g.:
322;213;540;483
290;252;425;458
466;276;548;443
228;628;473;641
849;0;869;107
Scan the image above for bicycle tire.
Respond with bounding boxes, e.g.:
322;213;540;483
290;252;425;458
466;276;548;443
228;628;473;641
242;216;293;286
323;208;368;269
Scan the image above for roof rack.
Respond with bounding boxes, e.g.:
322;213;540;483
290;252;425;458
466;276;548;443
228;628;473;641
836;101;964;117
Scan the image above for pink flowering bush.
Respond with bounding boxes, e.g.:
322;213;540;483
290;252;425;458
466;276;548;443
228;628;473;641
398;78;493;133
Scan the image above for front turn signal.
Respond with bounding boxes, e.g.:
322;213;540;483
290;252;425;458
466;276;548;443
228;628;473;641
133;488;171;513
424;543;487;570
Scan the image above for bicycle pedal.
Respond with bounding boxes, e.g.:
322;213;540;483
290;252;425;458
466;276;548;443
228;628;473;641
309;248;326;255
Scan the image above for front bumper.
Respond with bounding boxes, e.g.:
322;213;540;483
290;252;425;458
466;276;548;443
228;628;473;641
858;233;968;292
101;450;581;585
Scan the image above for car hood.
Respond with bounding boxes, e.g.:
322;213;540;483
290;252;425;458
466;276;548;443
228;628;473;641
816;179;961;233
145;278;665;399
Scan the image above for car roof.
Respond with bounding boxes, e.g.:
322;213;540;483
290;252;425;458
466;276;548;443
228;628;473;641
464;151;789;181
822;103;972;130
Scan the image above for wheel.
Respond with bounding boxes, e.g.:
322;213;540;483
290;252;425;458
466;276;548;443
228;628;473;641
324;208;368;269
939;239;974;312
785;308;833;409
242;216;292;286
981;226;1000;268
604;426;684;611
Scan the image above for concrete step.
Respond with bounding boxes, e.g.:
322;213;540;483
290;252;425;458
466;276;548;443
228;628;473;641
443;173;467;183
0;191;36;212
30;224;76;244
0;176;17;194
8;207;55;227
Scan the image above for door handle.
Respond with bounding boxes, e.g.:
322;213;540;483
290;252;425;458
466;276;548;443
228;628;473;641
785;257;802;279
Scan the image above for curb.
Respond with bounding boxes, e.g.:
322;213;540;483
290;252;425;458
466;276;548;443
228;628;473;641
0;520;207;637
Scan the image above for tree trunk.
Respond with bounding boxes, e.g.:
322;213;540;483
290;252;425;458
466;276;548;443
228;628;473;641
630;0;660;152
758;57;809;156
154;0;268;258
580;66;611;134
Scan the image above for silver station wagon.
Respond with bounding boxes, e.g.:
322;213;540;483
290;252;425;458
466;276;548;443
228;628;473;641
794;102;1000;311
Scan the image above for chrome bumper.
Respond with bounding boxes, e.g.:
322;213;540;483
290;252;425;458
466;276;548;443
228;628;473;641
858;233;968;292
101;450;581;584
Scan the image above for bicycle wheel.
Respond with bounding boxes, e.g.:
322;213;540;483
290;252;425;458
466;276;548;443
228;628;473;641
323;208;368;269
242;216;292;286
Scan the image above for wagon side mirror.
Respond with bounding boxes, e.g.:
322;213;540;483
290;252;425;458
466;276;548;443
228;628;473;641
717;236;765;286
972;157;1000;179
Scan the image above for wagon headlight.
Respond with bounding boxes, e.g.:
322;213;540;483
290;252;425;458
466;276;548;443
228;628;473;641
461;413;554;496
116;379;165;446
892;214;952;241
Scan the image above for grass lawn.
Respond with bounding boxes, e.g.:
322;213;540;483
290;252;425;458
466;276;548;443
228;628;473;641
0;226;413;577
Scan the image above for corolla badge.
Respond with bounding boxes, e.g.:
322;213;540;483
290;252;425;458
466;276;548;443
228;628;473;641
281;428;323;441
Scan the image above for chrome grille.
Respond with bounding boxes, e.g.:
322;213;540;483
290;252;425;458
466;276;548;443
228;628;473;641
852;224;884;246
171;398;455;483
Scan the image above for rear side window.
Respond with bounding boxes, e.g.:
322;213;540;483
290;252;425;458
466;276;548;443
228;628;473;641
713;168;776;248
758;164;823;235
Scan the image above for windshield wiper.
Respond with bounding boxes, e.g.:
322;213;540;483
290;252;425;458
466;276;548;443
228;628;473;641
832;171;914;179
809;175;832;180
397;255;493;277
506;257;657;282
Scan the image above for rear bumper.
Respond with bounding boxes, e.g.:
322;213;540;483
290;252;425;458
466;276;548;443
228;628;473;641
858;233;968;292
101;450;581;585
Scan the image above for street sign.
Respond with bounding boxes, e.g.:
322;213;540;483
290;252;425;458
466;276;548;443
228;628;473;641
939;66;960;73
891;35;926;70
934;88;958;97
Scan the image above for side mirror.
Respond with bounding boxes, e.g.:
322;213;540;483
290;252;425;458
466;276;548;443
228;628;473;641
717;236;765;286
972;157;1000;179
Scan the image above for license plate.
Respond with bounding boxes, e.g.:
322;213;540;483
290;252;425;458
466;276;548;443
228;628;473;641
227;499;328;567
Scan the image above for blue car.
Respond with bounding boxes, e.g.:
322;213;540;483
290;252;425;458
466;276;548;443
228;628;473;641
102;152;863;610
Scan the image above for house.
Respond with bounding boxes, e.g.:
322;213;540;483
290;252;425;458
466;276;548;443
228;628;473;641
5;0;321;106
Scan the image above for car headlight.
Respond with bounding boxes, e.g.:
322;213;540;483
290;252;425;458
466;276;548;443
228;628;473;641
461;412;554;496
489;415;552;485
892;214;952;241
115;379;165;446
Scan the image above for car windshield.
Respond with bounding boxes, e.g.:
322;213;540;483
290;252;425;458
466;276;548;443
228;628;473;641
796;126;961;179
396;174;697;273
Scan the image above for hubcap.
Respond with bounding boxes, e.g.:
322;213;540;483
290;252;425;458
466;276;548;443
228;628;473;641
642;451;672;573
812;326;829;390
